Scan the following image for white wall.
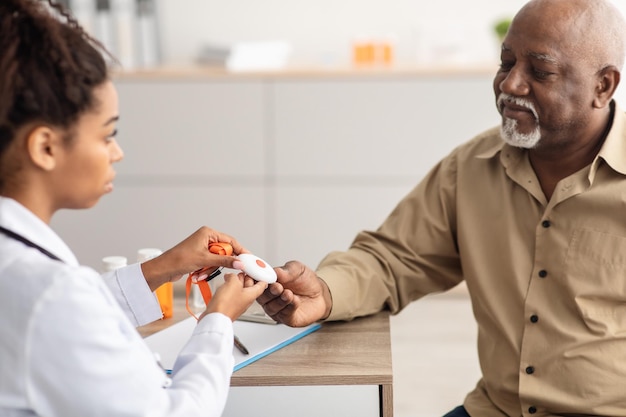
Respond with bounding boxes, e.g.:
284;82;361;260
609;1;626;105
151;0;626;101
154;0;528;67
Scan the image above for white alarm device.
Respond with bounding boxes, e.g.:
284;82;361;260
236;253;277;284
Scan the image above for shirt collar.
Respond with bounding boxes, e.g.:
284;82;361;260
474;129;524;169
474;101;626;178
0;196;79;266
596;101;626;176
475;129;506;160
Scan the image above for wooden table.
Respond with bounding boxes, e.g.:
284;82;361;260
139;298;394;417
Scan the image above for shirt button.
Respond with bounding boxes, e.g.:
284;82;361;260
526;366;535;374
542;220;551;228
538;270;547;278
529;406;537;414
530;315;539;323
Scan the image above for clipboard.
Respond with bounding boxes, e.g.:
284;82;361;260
143;316;321;372
238;301;278;325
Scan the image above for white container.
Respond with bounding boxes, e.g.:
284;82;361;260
102;255;128;272
137;248;175;318
111;0;137;70
69;0;96;36
136;0;160;68
94;0;116;58
136;247;162;262
190;281;205;309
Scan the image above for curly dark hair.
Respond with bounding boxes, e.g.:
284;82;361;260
0;0;111;165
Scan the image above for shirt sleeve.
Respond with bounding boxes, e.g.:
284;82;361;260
101;262;163;327
26;265;234;417
318;151;464;321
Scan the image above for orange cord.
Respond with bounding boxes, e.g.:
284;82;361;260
185;276;213;320
185;242;234;320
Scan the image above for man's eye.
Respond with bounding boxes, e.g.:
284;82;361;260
499;61;513;71
533;69;552;79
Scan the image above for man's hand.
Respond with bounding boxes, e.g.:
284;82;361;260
257;260;333;327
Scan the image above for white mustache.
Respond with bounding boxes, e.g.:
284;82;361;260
497;93;539;121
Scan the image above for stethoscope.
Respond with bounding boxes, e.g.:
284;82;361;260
0;225;174;385
0;225;62;262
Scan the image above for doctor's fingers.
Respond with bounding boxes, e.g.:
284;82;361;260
203;228;248;255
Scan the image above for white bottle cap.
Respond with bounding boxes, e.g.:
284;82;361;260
102;255;128;272
137;248;163;262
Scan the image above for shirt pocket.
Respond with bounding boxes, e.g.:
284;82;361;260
565;228;626;336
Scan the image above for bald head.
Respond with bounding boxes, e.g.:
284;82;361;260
513;0;626;71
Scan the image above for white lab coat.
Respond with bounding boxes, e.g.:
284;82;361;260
0;196;234;417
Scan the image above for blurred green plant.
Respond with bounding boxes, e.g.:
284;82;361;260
494;18;512;41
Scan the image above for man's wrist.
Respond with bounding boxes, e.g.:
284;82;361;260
317;276;333;320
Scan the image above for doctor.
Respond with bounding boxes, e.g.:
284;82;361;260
0;1;268;416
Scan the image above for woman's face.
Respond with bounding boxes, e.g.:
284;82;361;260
51;80;123;210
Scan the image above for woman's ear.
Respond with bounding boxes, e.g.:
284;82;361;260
593;65;621;108
26;126;61;171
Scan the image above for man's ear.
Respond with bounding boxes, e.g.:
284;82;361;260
26;126;61;171
593;65;621;108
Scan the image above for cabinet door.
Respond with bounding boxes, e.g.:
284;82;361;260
272;77;498;178
271;77;499;267
51;80;269;269
225;385;381;417
114;80;267;176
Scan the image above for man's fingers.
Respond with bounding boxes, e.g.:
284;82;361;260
256;282;283;304
261;289;295;317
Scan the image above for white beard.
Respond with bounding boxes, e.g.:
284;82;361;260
500;117;541;149
497;93;541;149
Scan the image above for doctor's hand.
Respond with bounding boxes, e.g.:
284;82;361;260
140;226;247;291
257;260;333;327
199;273;268;322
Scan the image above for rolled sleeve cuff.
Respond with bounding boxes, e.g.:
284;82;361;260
103;263;163;326
316;268;356;321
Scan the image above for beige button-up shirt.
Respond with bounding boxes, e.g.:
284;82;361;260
317;103;626;416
